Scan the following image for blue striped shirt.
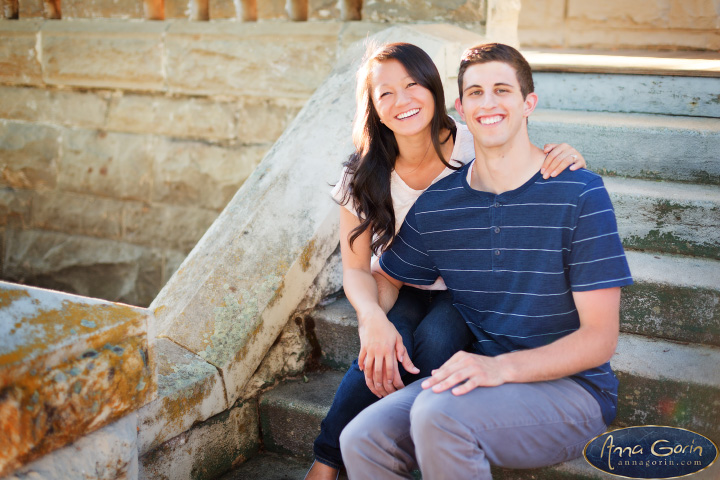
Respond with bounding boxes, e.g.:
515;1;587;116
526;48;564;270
380;161;633;425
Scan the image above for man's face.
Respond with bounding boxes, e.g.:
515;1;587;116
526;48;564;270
455;61;537;150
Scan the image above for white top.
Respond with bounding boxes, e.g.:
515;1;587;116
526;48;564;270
331;120;476;290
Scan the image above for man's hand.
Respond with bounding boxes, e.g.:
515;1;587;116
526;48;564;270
421;351;507;396
358;310;419;398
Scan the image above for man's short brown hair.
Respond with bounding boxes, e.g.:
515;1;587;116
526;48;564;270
457;43;534;100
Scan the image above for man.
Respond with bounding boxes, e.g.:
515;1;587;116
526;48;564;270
339;43;633;479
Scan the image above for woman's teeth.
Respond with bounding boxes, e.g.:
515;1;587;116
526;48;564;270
396;108;420;120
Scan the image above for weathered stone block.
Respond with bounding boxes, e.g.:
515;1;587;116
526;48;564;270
5;413;139;480
235;97;305;144
0;20;43;86
363;0;485;23
0;282;156;477
295;244;342;312
0;86;109;129
518;0;565;29
165;0;190;19
208;0;236;19
58;129;153;202
106;93;236;140
2;229;168;306
668;0;720;30
309;0;339;20
239;316;310;402
139;401;259;480
29;190;123;240
0;187;31;228
137;338;226;455
0;121;59;191
152;138;267;210
567;0;669;29
564;27;720;51
62;0;144;19
18;0;44;18
122;202;218;252
165;21;340;97
256;0;285;19
41;20;165;90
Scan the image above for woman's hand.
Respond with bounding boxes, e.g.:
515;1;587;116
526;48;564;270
541;143;587;179
357;308;419;398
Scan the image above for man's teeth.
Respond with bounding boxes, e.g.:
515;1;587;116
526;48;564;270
397;109;419;120
480;115;502;125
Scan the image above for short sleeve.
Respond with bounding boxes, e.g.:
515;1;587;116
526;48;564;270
331;166;360;217
379;204;439;285
569;177;633;291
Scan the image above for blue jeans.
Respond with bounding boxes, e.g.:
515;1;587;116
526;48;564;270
313;286;473;469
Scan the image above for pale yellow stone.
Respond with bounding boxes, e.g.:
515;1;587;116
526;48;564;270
0;188;32;228
18;0;44;18
122;202;217;253
235;97;305;144
239;317;310;402
257;0;285;19
139;402;259;480
58;129;153;202
208;0;236;19
0;86;109;129
2;228;172;306
518;28;565;48
564;26;720;51
62;0;144;19
152;138;267;210
363;0;485;23
165;21;340;97
166;0;206;19
0;20;43;86
0;121;59;191
668;0;720;30
29;190;123;240
41;20;165;90
309;0;340;20
137;338;227;455
518;0;565;29
106;93;236;140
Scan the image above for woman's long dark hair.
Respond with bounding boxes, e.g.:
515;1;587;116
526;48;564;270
339;42;458;255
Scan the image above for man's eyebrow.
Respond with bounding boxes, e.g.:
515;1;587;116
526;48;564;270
463;82;514;93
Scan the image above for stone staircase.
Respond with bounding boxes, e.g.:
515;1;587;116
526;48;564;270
220;52;720;479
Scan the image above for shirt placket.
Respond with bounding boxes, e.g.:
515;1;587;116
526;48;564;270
490;197;503;271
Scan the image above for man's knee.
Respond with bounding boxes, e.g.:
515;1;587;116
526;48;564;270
409;389;471;445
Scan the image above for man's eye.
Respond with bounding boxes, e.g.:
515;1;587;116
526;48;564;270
496;89;508;94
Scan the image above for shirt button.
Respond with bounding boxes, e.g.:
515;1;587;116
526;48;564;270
494;227;500;233
494;202;500;208
494;250;501;256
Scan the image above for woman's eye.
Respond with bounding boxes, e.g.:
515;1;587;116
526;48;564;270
407;82;417;88
379;92;391;98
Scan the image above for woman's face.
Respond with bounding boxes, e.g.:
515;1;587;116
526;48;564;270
369;59;435;140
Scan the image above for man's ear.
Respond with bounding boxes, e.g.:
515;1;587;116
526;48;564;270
454;97;465;121
523;92;538;117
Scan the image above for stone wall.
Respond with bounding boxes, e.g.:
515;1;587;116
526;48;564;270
519;0;720;51
0;19;384;306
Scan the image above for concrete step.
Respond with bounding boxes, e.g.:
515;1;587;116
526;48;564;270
622;252;720;347
528;109;720;185
607;177;720;260
311;260;720;371
215;448;720;480
259;334;720;460
533;72;720;118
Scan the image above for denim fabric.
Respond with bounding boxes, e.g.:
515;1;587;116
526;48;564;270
313;286;473;469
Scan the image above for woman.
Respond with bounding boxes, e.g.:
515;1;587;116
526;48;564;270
306;42;587;480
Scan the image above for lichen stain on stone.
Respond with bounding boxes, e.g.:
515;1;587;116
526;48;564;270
0;333;157;477
299;239;317;272
1;296;148;368
0;288;30;309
